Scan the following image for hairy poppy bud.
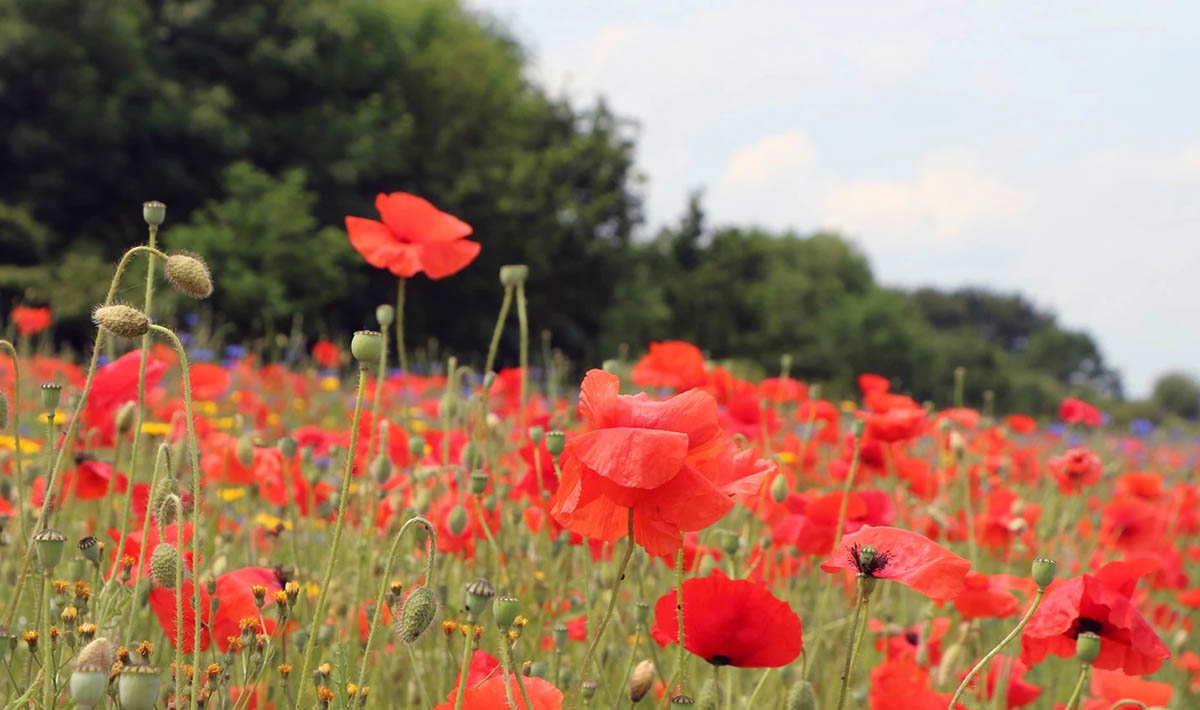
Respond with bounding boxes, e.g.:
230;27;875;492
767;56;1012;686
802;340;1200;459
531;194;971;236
447;505;468;537
545;431;566;456
115;401;137;435
150;543;179;588
396;586;438;644
408;435;425;458
70;664;108;707
371;455;391;485
76;636;115;669
770;474;789;503
493;597;520;629
142;201;166;227
351;330;382;367
375;304;394;328
1076;631;1101;664
785;680;817;710
164;253;213;300
34;528;66;573
463;578;495;619
156;493;181;527
41;383;62;413
118;665;162;710
630;660;655;703
1031;557;1057;590
93;304;150;339
499;264;529;288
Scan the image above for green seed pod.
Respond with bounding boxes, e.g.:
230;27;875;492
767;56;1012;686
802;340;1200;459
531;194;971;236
40;383;62;414
93;304;150;339
785;680;818;710
463;577;495;618
770;474;789;503
525;660;548;679
164;252;214;300
236;435;255;468
69;664;108;707
396;586;438;644
1076;631;1101;664
375;304;395;328
142;200;166;227
635;601;651;626
468;469;488;495
462;442;482;470
371;454;392;485
1032;557;1057;590
493;596;520;629
580;680;598;701
545;431;566;456
528;426;544;444
670;693;695;705
150;543;179;588
499;264;529;288
408;435;425;458
629;660;655;703
118;665;162;710
278;436;297;459
351;330;383;367
553;624;568;649
33;528;66;573
447;505;469;537
78;536;102;565
717;530;740;556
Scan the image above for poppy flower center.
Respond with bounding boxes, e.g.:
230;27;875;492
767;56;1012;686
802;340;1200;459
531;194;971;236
1071;617;1104;637
710;655;732;666
849;543;892;577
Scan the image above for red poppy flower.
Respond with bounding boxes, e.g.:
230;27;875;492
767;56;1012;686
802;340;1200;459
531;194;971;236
820;526;971;601
1048;447;1103;494
1081;668;1172;710
630;341;707;391
953;572;1029;620
1020;559;1170;675
960;655;1041;709
346;192;479;279
106;523;195;582
310;340;341;369
1003;415;1037;434
869;656;966;710
861;406;928;443
83;350;168;445
436;650;563;710
650;569;802;667
1059;397;1102;427
549;370;766;557
10;306;51;336
148;566;282;653
189;363;231;401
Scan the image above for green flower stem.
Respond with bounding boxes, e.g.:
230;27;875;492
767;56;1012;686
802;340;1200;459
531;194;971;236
579;509;636;693
515;281;529;431
148;324;206;710
369;317;391;462
483;286;514;376
661;545;690;700
453;619;476;710
835;577;872;710
395;277;409;408
118;424;173;632
406;643;435;710
1106;701;1148;710
355;516;437;691
0;341;27;545
832;423;864;551
296;365;368;707
474;494;508;587
949;587;1045;710
744;668;773;708
173;497;185;706
1063;664;1091;710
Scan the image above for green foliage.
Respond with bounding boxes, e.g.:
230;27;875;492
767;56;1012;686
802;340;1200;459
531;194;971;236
1151;372;1200;420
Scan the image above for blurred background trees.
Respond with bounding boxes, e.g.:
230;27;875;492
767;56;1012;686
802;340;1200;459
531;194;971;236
0;0;1156;414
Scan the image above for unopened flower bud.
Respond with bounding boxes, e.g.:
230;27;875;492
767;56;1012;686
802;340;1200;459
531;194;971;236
408;435;425;458
150;543;179;588
1076;631;1101;664
447;504;469;536
76;636;115;669
499;264;529;288
375;304;395;328
545;431;565;456
469;470;488;495
351;331;383;367
142;201;166;227
785;680;817;710
278;436;297;458
770;474;789;502
93;304;150;339
164;253;214;300
1031;558;1057;590
630;660;655;703
115;401;137;435
396;586;438;644
236;435;255;468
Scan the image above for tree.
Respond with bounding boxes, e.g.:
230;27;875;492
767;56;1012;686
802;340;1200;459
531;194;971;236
1151;372;1200;420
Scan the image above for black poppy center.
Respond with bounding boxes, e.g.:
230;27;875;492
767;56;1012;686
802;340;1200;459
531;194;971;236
710;655;732;666
1072;617;1104;637
849;543;892;577
904;630;920;645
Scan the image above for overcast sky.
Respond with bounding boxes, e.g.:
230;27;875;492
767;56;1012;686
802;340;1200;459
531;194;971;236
470;0;1200;397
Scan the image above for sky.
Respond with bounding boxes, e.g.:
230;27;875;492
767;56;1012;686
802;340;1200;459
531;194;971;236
469;0;1200;397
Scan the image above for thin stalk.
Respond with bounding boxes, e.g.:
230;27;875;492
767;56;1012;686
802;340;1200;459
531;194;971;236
834;577;872;710
452;623;475;710
948;587;1045;710
1063;664;1090;710
832;423;864;551
395;277;408;392
296;366;369;707
515;281;529;432
579;510;636;688
0;342;27;545
474;494;508;587
483;286;514;376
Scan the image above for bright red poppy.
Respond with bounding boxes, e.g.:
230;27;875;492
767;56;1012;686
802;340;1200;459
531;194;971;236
10;305;51;336
1080;668;1172;710
1059;397;1102;427
820;526;971;601
869;656;966;710
952;572;1028;620
1048;447;1103;494
83;350;168;445
630;341;708;391
189;363;231;400
1020;559;1170;675
148;567;283;653
310;340;341;369
436;649;563;710
549;369;767;557
650;569;802;667
346;192;479;279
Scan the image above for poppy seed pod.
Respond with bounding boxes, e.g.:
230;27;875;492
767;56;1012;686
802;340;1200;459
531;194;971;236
33;528;66;573
78;536;102;565
528;426;544;444
118;665;162;710
69;664;108;708
468;470;488;495
142;201;166;227
545;430;565;456
581;681;598;700
93;304;150;339
1031;557;1057;590
670;694;695;705
396;586;438;644
463;577;495;618
629;660;655;703
40;383;62;413
164;253;213;300
375;304;394;328
1076;631;1101;664
351;330;383;367
493;597;520;629
499;264;529;288
150;543;179;588
277;436;297;458
447;504;468;537
408;435;425;458
770;474;789;503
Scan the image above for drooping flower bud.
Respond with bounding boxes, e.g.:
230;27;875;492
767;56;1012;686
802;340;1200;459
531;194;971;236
93;304;150;339
630;660;655;703
1031;557;1057;590
396;586;438;644
351;330;383;367
164;253;213;300
236;435;255;468
142;201;166;227
150;543;179;588
118;664;162;710
371;455;392;485
115;401;137;436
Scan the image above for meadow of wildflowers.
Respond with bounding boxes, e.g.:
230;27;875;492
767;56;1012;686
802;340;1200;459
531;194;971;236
0;196;1194;710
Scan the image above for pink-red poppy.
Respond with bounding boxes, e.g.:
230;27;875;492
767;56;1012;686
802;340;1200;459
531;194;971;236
310;340;342;369
821;526;971;601
10;305;51;336
148;567;283;653
436;649;562;710
630;341;707;391
346;192;479;279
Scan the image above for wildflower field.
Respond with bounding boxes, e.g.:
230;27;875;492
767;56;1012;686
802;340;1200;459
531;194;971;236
0;196;1195;710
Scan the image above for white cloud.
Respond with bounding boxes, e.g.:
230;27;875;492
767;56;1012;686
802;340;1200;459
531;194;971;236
723;130;818;186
